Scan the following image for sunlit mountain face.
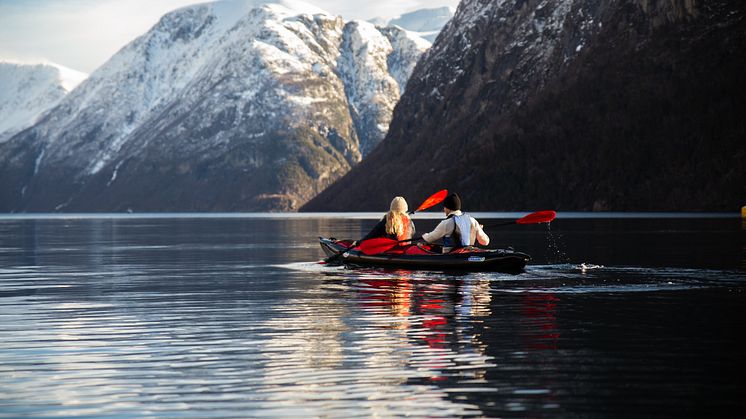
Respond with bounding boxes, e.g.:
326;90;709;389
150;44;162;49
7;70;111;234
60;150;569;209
0;0;429;212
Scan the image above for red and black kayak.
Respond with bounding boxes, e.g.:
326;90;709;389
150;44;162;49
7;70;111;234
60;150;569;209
319;237;530;272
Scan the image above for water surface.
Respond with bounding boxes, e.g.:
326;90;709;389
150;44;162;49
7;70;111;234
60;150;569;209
1;214;744;417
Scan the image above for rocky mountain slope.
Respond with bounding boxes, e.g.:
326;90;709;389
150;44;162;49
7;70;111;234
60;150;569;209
302;0;746;212
0;62;87;143
0;0;428;212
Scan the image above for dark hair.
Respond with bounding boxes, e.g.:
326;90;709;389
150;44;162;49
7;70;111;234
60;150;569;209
443;193;461;211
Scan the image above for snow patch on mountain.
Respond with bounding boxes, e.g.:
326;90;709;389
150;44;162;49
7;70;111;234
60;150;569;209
379;26;431;91
338;21;397;156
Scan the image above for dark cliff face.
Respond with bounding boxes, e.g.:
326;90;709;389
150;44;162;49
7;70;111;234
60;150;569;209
301;0;746;212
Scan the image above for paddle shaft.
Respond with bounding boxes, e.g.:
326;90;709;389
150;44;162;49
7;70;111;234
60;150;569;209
482;220;518;228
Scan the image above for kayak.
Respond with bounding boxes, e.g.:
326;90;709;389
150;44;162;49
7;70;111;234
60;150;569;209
319;237;530;272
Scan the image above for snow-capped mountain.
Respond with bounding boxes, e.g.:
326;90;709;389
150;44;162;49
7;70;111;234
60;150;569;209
371;7;454;42
0;0;429;212
302;0;746;212
0;62;87;143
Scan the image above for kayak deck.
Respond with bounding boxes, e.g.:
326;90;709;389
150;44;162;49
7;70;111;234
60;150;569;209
319;237;530;272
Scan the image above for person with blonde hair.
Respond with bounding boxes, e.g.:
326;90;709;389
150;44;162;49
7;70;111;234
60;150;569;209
359;196;416;243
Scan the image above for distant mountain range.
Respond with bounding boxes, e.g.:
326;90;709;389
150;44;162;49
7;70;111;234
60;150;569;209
0;62;87;143
302;0;746;212
0;0;429;212
370;7;454;42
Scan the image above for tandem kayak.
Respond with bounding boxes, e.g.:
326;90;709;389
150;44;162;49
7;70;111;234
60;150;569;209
319;237;530;272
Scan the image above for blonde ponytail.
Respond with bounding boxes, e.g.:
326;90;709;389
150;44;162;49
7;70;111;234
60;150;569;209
385;196;411;240
386;211;405;236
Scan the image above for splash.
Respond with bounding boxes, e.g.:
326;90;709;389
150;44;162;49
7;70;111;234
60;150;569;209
579;263;604;273
545;222;569;264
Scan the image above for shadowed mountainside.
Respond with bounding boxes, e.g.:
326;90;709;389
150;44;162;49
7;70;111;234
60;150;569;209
301;0;746;212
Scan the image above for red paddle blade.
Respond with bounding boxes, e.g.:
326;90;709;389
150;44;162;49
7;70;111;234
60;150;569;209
415;189;448;212
516;210;557;224
359;237;399;255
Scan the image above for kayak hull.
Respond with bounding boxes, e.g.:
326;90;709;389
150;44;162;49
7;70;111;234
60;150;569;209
319;237;530;272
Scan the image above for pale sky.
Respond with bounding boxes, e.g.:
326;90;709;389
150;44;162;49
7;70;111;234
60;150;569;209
0;0;459;73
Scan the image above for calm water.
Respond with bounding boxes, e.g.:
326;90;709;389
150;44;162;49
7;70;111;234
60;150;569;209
1;214;744;417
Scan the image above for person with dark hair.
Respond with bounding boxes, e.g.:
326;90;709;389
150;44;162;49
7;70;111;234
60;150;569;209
421;193;489;252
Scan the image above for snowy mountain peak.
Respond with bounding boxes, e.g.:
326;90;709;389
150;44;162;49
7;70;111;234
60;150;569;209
158;0;330;35
0;60;87;93
370;7;454;42
390;7;455;33
212;0;329;18
0;61;87;143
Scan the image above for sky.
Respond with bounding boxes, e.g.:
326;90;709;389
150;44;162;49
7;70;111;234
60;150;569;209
0;0;459;73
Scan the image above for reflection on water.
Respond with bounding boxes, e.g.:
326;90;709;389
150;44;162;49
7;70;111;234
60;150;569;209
0;216;745;417
520;293;560;351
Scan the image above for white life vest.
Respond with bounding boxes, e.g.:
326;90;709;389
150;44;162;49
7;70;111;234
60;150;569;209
444;214;472;248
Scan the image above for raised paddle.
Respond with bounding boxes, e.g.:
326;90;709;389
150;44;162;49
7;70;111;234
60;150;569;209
359;210;557;255
411;189;448;214
323;190;449;263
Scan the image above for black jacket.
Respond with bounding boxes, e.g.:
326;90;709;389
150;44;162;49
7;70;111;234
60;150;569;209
360;217;415;242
